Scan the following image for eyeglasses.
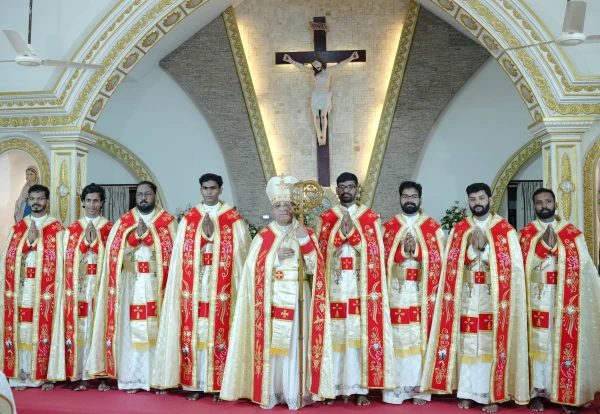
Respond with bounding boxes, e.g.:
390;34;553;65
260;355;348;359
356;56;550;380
401;194;419;201
136;192;154;199
273;203;292;211
337;185;356;191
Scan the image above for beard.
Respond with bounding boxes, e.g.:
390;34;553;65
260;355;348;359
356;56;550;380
30;203;44;212
340;193;355;203
137;200;155;214
401;202;420;215
470;202;490;217
536;208;554;220
313;67;323;75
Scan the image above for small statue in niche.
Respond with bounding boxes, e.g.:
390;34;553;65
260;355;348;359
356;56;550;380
14;165;40;223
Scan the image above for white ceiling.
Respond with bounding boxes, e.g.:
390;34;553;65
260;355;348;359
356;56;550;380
0;0;598;95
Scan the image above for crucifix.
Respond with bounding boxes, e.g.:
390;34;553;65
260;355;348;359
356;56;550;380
276;17;366;187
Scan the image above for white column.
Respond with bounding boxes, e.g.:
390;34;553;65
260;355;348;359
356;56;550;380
40;129;98;225
529;117;594;228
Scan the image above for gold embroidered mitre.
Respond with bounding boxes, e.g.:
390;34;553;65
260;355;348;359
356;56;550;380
266;175;298;204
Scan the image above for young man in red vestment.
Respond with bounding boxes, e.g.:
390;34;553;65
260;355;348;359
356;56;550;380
519;188;600;413
0;184;65;391
316;172;396;405
63;183;113;391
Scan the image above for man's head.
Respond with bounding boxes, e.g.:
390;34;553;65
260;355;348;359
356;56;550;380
532;187;557;220
310;56;326;75
199;173;223;206
136;181;157;214
336;172;359;205
399;181;422;215
466;183;492;217
28;184;49;216
271;201;294;226
80;183;105;219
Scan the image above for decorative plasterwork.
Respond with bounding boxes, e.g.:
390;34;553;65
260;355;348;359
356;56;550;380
0;0;209;129
426;0;600;117
582;132;600;263
91;131;165;208
490;135;542;213
0;137;51;188
222;6;277;182
361;0;420;207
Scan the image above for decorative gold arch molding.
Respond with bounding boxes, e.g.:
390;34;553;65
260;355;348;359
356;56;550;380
90;131;166;209
582;132;600;264
0;137;51;188
490;136;542;213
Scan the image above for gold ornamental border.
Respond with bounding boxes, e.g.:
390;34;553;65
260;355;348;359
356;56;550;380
490;136;542;214
582;133;600;264
0;137;51;188
361;0;420;207
91;131;165;208
222;6;277;183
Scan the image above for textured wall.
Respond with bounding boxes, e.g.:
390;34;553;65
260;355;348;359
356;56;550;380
235;0;410;184
372;8;489;221
160;17;272;224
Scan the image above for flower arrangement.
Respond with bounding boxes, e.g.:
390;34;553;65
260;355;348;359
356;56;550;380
441;201;468;230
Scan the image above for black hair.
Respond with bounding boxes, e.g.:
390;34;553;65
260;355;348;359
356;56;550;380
137;180;157;194
399;181;422;198
28;184;49;198
532;187;556;202
80;183;106;203
466;182;492;197
199;173;223;188
336;172;358;187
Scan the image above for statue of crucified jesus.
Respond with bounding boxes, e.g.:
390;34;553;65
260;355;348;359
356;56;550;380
283;51;359;146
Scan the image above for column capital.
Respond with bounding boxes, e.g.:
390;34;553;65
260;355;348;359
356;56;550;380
529;117;595;142
39;128;97;149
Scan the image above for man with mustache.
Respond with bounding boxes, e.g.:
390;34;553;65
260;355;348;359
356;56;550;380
88;181;177;394
519;188;600;413
0;184;65;390
153;174;252;402
63;183;113;391
381;181;445;405
421;183;529;412
316;172;395;405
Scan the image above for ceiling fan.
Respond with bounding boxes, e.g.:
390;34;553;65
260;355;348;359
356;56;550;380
497;0;600;52
0;0;103;70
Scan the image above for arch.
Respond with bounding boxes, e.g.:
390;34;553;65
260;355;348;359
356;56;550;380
582;132;600;264
90;131;166;209
0;137;51;188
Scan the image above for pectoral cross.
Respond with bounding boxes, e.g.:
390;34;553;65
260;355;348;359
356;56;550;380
276;17;366;186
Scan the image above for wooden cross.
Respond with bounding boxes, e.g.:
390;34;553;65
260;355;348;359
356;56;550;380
276;17;366;186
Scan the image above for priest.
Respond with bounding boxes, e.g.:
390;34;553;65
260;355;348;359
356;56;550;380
382;181;445;405
63;183;113;391
421;183;529;412
0;184;65;390
316;172;395;405
88;181;177;393
153;174;251;401
220;175;334;409
519;188;600;413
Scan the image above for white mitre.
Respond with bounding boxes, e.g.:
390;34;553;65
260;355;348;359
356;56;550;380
266;175;299;204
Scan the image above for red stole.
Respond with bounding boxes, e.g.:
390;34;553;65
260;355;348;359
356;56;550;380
63;219;112;379
382;215;443;337
179;206;241;390
429;217;514;403
251;225;328;404
2;218;63;380
519;221;582;405
104;209;175;377
317;207;389;388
